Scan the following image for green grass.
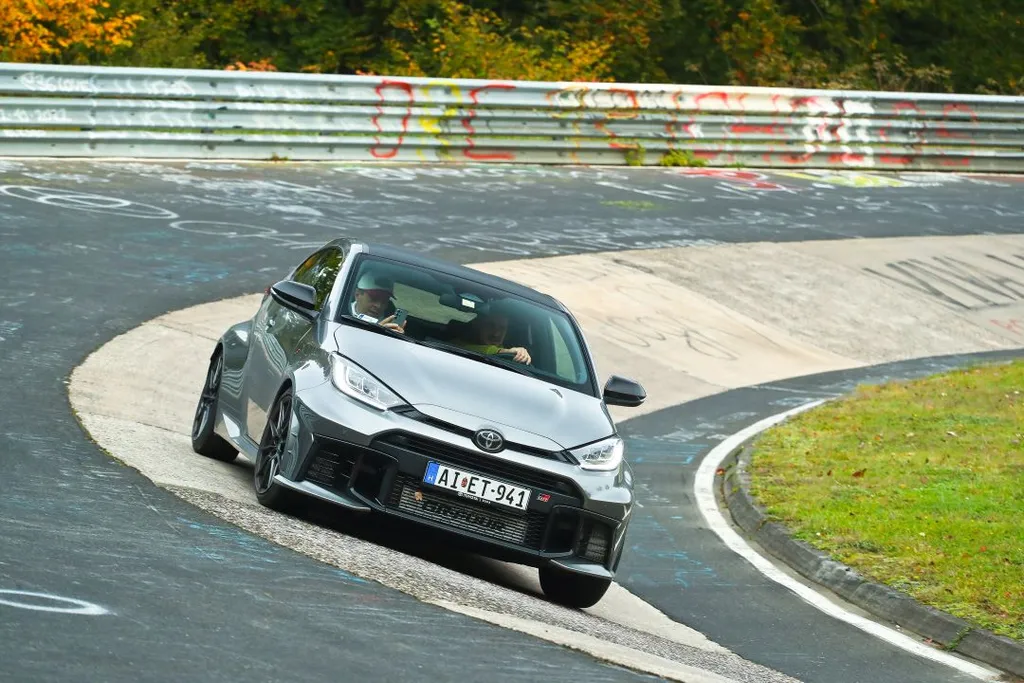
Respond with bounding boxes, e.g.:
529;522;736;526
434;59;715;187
600;200;661;210
749;360;1024;641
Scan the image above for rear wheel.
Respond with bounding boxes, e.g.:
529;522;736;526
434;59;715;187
539;565;611;609
253;387;296;512
191;350;238;462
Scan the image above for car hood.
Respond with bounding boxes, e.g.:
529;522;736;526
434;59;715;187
334;325;613;450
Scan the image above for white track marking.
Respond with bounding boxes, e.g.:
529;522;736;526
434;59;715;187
0;590;110;616
693;401;1001;681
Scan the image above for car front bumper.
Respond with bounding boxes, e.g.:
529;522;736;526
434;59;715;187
279;381;634;578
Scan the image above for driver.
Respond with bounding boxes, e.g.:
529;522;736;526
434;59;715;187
454;309;531;364
351;272;405;334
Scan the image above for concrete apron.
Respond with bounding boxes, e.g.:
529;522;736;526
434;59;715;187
69;234;1024;681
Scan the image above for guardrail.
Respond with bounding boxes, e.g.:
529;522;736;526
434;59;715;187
2;62;1023;170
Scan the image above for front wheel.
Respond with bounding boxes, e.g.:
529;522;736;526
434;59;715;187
539;565;611;609
253;387;296;512
191;350;238;462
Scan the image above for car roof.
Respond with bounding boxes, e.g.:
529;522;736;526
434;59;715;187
353;241;566;311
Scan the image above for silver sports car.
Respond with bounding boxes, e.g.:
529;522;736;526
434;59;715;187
190;239;646;608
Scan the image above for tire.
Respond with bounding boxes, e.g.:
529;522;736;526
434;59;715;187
253;387;297;512
539;565;612;609
191;350;238;462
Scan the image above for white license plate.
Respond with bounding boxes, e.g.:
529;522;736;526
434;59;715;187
422;461;532;511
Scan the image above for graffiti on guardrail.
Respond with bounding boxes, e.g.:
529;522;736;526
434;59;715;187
2;63;1020;168
0;107;73;125
370;79;519;161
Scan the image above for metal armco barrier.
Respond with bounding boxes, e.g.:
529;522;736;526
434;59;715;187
2;62;1023;170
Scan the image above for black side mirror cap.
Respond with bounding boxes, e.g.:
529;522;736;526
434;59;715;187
270;280;318;318
603;375;646;407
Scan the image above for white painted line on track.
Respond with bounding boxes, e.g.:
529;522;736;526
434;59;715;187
0;590;110;616
693;401;1002;682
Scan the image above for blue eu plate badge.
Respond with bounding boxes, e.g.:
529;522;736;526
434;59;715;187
423;462;440;485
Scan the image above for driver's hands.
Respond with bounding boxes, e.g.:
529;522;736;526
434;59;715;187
501;346;531;364
379;314;406;334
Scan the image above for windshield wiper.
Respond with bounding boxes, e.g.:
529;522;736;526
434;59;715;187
420;340;533;377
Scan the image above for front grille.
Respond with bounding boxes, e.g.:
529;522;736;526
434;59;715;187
376;433;581;501
391;408;574;463
388;474;546;548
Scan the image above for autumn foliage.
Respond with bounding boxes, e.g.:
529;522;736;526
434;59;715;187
1;0;1021;94
0;0;141;63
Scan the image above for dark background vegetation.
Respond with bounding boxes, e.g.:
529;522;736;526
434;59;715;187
3;0;1022;93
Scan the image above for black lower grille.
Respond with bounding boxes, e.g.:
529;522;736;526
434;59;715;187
303;441;358;491
376;433;581;501
577;517;611;564
388;474;546;548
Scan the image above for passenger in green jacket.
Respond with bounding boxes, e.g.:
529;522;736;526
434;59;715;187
455;309;532;365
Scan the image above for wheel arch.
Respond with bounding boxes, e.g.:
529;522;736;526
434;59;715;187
218;319;253;374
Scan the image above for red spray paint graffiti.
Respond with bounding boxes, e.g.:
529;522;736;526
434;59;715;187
370;80;414;159
829;153;866;164
893;101;923;115
991;319;1024;336
463;84;516;161
674;168;787;190
694;92;730;110
730;124;786;136
942;103;978;122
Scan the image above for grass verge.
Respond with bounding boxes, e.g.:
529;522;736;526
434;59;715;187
749;360;1023;641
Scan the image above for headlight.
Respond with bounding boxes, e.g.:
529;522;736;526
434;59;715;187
571;436;624;471
329;354;405;411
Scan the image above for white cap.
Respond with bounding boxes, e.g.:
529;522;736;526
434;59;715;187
356;272;394;293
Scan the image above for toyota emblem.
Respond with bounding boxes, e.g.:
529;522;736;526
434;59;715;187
473;429;505;453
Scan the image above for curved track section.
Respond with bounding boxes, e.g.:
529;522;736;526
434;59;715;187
2;160;1023;683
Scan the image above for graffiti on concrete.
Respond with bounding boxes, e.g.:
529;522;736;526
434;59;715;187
864;253;1024;311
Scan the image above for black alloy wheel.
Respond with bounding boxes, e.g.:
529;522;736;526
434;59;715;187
191;350;238;462
253;388;296;511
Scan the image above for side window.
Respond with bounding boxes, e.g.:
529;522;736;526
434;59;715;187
293;248;344;310
311;249;343;309
292;252;321;284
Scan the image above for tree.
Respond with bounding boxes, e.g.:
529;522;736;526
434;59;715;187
0;0;141;63
362;0;615;81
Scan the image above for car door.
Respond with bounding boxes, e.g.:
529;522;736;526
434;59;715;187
244;247;345;443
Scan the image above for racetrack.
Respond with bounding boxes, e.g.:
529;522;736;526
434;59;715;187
2;160;1023;683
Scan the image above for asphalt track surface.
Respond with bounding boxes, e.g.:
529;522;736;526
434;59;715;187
1;160;1022;683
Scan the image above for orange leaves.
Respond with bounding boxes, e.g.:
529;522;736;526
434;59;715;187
225;59;278;72
0;0;141;62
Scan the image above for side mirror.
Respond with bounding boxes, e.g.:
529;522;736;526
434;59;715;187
270;280;318;318
603;375;646;407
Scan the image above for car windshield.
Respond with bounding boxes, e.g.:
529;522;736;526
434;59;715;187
338;254;595;395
